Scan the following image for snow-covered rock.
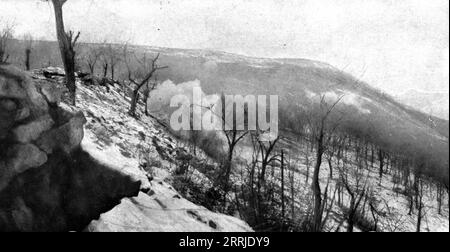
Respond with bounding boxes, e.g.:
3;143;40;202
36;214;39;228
87;179;253;232
0;65;141;231
47;69;253;232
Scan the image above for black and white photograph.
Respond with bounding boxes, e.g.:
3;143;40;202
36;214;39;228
0;0;448;236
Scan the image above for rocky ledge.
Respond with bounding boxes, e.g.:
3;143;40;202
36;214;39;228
0;64;141;231
0;65;253;232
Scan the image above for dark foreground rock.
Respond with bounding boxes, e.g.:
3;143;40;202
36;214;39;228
0;64;141;231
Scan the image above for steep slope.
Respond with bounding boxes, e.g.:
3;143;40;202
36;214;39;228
29;67;253;232
130;47;448;232
8;41;448;173
131;46;448;181
0;65;141;231
5;41;448;231
233;135;449;232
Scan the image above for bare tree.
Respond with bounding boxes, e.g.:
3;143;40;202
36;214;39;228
256;134;281;188
99;42;109;78
280;150;286;223
48;0;80;105
23;34;34;70
143;76;159;116
106;44;122;80
246;131;263;221
84;47;102;76
309;95;344;232
210;94;250;192
406;175;415;215
366;187;381;231
338;161;369;232
126;52;168;117
99;42;123;80
288;159;297;220
445;183;449;213
254;131;280;219
415;174;425;232
378;149;386;184
304;147;312;184
222;125;248;190
0;25;13;64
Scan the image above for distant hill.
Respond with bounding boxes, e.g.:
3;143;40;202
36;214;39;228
137;46;449;180
7;40;449;181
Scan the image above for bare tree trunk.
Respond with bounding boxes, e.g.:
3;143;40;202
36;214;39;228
89;64;95;76
369;202;379;231
337;182;342;206
144;88;150;116
0;25;12;64
437;184;443;215
305;152;310;185
129;89;139;117
310;94;343;232
111;66;115;80
249;158;258;223
25;48;31;70
103;63;108;78
408;184;414;215
289;168;295;220
281;150;285;227
413;174;420;209
223;143;236;191
416;176;424;232
364;142;369;169
51;0;77;106
445;184;450;212
312;129;324;232
345;187;366;232
347;197;356;232
371;145;375;169
126;53;167;118
378;149;384;184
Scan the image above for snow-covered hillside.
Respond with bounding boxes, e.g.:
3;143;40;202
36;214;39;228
21;58;448;233
235;137;449;232
30;68;253;232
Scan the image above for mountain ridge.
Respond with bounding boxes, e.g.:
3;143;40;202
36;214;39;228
6;40;449;182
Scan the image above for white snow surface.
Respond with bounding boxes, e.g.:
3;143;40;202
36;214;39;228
62;79;253;232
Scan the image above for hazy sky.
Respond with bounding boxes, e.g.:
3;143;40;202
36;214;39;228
1;0;448;95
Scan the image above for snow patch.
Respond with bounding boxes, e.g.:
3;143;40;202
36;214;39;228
319;90;372;114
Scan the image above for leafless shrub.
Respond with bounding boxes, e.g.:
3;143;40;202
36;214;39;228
124;48;168;117
0;24;14;64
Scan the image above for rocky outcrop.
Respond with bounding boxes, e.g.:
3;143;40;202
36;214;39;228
0;65;141;231
1;65;254;232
